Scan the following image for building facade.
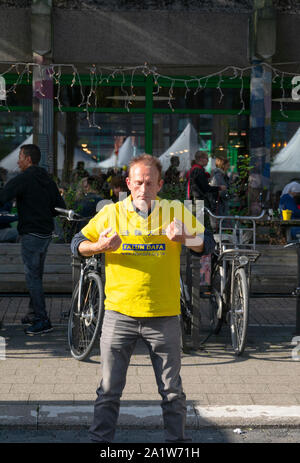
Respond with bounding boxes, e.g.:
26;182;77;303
0;0;299;207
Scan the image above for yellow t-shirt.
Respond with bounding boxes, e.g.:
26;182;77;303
81;195;204;317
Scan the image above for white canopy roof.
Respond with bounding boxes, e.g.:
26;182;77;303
117;136;140;167
270;127;300;192
97;136;140;169
271;127;300;173
158;123;199;173
96;153;117;169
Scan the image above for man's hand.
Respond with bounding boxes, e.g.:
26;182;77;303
166;218;187;244
78;228;122;256
166;218;204;252
98;228;122;252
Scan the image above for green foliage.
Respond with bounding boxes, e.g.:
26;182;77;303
159;181;187;203
54;185;79;243
229;155;253;216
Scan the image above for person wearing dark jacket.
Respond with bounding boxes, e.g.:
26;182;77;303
0;144;66;335
186;151;226;204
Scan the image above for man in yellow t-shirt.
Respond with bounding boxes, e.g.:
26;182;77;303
71;154;215;443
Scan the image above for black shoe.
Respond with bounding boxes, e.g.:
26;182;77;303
25;319;53;336
21;313;35;325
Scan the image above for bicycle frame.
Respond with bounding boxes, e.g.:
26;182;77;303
77;256;102;314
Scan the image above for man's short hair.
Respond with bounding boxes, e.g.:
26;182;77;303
128;154;162;180
20;144;41;165
195;151;208;162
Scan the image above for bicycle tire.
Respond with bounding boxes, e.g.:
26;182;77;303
68;271;104;361
180;295;192;336
230;267;248;356
209;267;223;334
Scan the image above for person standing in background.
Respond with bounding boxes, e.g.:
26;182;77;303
0;144;66;335
210;157;231;216
186;151;225;205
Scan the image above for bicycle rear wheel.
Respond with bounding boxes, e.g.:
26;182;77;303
68;271;104;361
230;267;248;356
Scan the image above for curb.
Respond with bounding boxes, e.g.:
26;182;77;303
2;404;300;429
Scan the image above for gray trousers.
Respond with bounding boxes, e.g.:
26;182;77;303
89;310;188;443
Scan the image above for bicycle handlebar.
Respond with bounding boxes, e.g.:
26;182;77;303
284;239;300;248
204;207;265;221
55;207;89;221
0;212;16;217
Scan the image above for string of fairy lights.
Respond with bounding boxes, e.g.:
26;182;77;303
0;61;299;131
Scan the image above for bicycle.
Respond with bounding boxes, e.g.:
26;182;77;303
55;208;105;361
203;207;264;355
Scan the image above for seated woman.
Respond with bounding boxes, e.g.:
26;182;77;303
0;201;18;243
279;182;300;239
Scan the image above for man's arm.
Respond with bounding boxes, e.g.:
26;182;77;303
192;229;216;256
71;228;122;258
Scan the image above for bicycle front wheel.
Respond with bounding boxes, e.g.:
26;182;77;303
68;271;104;361
230;267;249;356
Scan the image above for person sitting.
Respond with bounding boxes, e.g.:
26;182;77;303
0;201;18;243
109;175;129;203
281;180;300;198
73;176;103;232
0;167;18;243
279;182;300;239
71;161;89;185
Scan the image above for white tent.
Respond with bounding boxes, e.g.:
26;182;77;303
0;134;33;171
271;127;300;191
97;136;140;169
96;153;117;169
159;123;199;173
117;136;140;167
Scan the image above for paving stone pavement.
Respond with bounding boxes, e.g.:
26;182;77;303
1;295;300;430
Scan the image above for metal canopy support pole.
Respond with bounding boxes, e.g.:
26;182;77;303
248;0;276;214
31;0;54;173
145;75;153;155
32;65;54;172
296;245;300;335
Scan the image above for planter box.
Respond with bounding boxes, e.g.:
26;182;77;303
0;243;72;293
0;243;297;296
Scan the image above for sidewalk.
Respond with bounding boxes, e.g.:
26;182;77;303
1;295;300;430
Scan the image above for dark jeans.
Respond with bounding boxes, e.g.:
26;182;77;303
21;234;52;322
